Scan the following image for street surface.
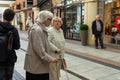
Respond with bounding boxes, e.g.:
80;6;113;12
12;30;120;80
13;39;81;80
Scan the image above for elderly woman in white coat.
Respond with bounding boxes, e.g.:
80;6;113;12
48;17;65;80
24;10;57;80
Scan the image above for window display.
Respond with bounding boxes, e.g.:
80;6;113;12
104;0;120;45
65;4;84;40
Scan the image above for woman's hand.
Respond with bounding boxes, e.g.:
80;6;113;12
55;49;61;54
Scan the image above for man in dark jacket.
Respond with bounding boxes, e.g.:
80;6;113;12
92;15;105;49
0;9;20;80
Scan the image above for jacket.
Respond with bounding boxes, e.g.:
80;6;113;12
92;20;103;34
48;27;65;59
24;21;53;74
0;21;20;66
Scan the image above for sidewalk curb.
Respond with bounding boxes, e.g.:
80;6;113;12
66;69;89;80
65;48;120;70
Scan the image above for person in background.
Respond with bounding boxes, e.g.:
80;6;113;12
92;15;105;49
26;13;33;30
0;8;20;80
24;10;57;80
48;17;65;80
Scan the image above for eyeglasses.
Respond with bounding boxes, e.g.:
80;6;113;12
54;20;60;22
48;18;52;21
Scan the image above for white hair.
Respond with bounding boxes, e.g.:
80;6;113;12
36;10;53;23
51;17;63;25
96;15;100;18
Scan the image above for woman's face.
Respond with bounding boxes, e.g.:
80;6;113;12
44;18;52;27
53;18;61;29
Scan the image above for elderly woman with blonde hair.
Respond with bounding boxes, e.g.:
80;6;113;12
48;17;65;80
24;10;57;80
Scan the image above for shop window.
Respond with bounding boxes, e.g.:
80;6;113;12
23;1;26;8
40;0;51;10
37;0;47;7
65;4;83;40
104;1;120;45
16;3;21;10
27;0;33;7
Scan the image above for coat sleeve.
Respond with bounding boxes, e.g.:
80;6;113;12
32;29;53;62
92;21;95;34
47;29;58;51
100;20;104;33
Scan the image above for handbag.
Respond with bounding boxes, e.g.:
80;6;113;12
59;54;67;70
59;55;69;80
61;58;67;70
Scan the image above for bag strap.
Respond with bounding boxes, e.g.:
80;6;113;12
7;31;14;51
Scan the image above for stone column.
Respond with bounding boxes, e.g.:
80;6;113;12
32;7;40;20
20;11;26;30
82;0;97;45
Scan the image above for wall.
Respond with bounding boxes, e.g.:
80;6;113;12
83;0;97;45
13;0;27;11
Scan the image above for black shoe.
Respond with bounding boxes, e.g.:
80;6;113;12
96;47;99;49
101;46;105;49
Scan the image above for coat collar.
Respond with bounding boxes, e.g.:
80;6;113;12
52;27;61;33
36;21;47;32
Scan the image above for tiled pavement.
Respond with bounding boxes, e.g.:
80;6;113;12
13;30;81;80
65;40;120;80
13;30;120;80
12;70;24;80
14;41;81;80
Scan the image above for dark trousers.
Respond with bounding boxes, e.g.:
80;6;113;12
26;71;49;80
95;33;104;48
0;65;14;80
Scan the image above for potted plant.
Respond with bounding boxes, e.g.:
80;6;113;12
80;24;88;45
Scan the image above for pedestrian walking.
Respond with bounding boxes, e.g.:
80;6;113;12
0;8;20;80
24;10;57;80
48;17;65;80
92;15;105;49
26;13;33;30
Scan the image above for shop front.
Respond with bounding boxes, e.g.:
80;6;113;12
104;0;120;45
49;0;120;45
38;0;51;11
52;0;83;41
37;0;83;40
65;3;84;40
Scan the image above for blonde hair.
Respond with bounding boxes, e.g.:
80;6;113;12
51;17;63;25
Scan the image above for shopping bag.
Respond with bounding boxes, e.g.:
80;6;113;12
92;34;95;40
